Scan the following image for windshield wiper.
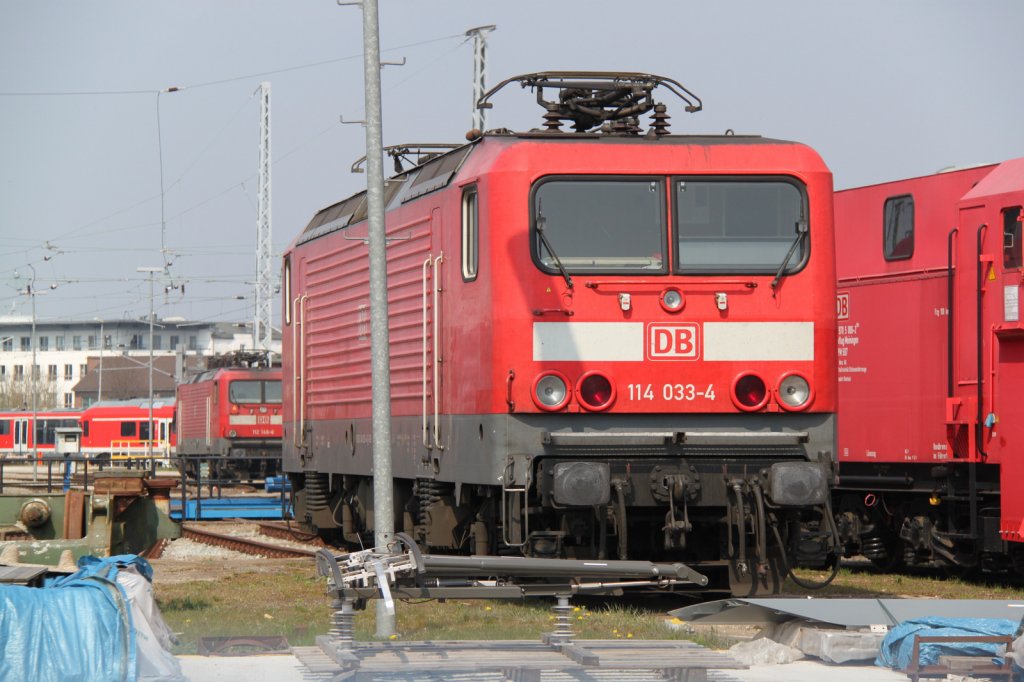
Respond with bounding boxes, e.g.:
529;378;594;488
770;219;808;295
536;201;574;290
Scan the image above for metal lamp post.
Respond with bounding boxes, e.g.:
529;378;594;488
27;264;37;481
138;267;161;466
95;318;104;403
340;0;395;638
21;265;57;480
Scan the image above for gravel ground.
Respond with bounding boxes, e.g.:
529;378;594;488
150;556;315;585
151;521;321;584
159;537;256;561
156;521;325;563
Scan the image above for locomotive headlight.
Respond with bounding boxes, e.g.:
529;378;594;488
660;288;684;313
731;373;769;411
576;372;615;411
778;373;812;410
532;372;570;411
228;429;238;438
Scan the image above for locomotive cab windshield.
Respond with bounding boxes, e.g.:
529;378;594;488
673;177;808;274
532;178;667;274
531;175;809;277
228;379;282;405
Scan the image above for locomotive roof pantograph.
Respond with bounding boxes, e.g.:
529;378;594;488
476;71;702;134
350;143;467;175
299;72;708;247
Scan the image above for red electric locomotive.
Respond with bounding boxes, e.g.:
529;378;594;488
80;399;176;461
834;157;1024;573
176;351;282;479
0;409;82;457
283;73;839;594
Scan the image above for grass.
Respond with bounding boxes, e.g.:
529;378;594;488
369;600;701;643
157;567;331;652
154;562;706;654
154;560;1024;654
787;566;1024;600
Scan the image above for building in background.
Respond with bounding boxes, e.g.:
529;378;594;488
71;355;181;406
0;317;281;409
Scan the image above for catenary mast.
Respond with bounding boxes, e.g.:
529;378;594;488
255;82;273;352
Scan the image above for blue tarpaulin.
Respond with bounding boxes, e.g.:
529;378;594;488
876;616;1020;671
0;558;139;681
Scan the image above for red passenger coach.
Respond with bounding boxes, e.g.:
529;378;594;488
177;351;282;479
0;409;82;457
80;400;176;461
284;73;839;594
834;157;1024;572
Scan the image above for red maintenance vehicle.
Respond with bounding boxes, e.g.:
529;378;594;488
283;72;839;594
176;350;282;480
834;157;1024;572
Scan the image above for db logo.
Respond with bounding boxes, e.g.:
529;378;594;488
647;323;700;360
837;293;850;320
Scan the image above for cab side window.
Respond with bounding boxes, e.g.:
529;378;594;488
461;186;479;281
883;195;914;261
1003;206;1022;270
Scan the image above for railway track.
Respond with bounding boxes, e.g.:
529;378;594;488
256;521;325;546
180;523;319;559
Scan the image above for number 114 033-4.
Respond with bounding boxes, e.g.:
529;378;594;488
627;383;716;401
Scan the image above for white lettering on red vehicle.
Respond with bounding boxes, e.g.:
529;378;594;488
647;323;699;360
627;383;717;401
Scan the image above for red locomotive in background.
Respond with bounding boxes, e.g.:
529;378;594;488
176;350;282;479
0;352;283;478
834;157;1024;572
283;72;840;594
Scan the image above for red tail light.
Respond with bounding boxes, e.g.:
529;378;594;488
576;372;615;411
732;374;768;411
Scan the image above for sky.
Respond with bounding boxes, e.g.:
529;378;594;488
1;1;1022;328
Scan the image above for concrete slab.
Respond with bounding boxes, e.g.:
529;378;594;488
177;654;309;682
672;597;1024;628
729;660;908;681
177;652;912;682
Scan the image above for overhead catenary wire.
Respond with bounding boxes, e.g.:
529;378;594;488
6;31;467;259
18;118;332;252
2;29;468;248
1;28;479;325
0;32;465;97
